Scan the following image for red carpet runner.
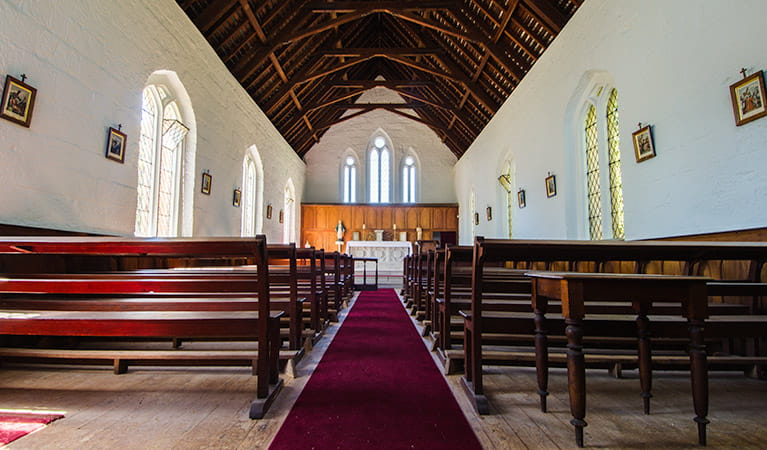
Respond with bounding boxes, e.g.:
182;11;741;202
269;289;482;450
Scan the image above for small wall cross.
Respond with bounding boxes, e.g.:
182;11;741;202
740;68;748;79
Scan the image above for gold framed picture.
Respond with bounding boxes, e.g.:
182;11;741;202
730;70;767;126
105;127;127;163
201;172;212;195
632;125;656;163
233;189;241;207
517;189;526;208
0;75;37;127
545;175;556;198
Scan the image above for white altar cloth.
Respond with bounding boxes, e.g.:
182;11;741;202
345;240;412;271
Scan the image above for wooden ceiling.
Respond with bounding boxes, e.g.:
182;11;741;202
176;0;583;159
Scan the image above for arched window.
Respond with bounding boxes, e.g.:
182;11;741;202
581;85;625;240
134;83;190;237
283;180;296;244
369;136;390;203
241;147;264;236
498;162;513;238
342;155;357;203
584;103;602;240
402;154;417;203
606;89;625;239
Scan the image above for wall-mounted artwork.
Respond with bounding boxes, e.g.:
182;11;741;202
279;209;284;224
105;127;126;163
233;189;241;207
730;70;767;126
632;124;656;162
201;172;212;195
545;175;557;198
517;189;526;208
0;75;37;127
486;206;492;221
266;204;272;219
474;212;479;226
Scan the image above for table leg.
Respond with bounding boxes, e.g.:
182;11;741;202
534;303;549;412
688;317;709;445
566;318;587;448
636;304;653;414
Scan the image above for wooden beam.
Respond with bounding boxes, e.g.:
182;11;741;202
307;1;459;13
386;108;447;132
322;47;442;57
522;0;566;33
302;90;367;111
194;0;238;33
327;79;433;89
334;103;426;109
389;10;483;45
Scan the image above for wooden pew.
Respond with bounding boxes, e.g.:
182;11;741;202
321;251;343;321
460;238;767;446
0;235;282;419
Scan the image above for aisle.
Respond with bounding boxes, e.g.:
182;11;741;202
268;289;482;450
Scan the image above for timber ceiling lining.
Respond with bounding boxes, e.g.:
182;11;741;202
177;0;582;159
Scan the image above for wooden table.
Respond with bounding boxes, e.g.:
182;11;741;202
526;271;712;447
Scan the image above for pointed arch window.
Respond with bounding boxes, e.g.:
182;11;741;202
369;136;390;203
283;182;296;244
242;158;257;236
402;156;416;203
498;164;513;238
342;156;357;203
135;85;189;237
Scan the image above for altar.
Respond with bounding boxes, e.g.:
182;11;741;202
345;240;412;272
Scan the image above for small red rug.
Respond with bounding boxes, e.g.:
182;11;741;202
269;289;482;450
0;410;64;445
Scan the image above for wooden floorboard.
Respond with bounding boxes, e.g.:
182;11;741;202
1;290;765;449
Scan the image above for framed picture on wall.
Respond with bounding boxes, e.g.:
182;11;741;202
105;127;127;163
545;175;557;198
266;204;272;219
474;212;479;226
201;172;212;195
232;189;241;207
279;209;284;224
486;206;492;221
0;75;37;127
517;189;526;208
730;70;767;126
632;124;656;162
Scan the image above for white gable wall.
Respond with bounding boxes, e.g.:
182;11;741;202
455;0;767;243
303;86;457;204
0;0;305;241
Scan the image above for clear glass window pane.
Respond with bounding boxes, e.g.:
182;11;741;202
607;89;625;240
350;166;356;203
135;88;157;237
370;149;379;203
343;165;350;203
585;104;602;240
381;148;389;203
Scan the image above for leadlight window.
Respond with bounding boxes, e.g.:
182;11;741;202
242;157;256;236
134;85;188;237
369;136;390;203
343;156;357;203
402;156;416;203
606;89;625;239
585;104;602;240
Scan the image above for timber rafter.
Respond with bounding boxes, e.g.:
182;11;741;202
177;0;581;158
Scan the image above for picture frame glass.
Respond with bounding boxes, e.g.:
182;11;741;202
105;127;126;163
730;71;767;126
233;189;241;207
201;173;212;194
632;126;656;162
545;175;556;198
0;75;37;127
517;190;526;208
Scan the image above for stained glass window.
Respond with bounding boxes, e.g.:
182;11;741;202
585;104;602;240
606;89;625;239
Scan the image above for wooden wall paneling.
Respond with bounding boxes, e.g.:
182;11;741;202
420;209;432;229
433;208;445;229
406;209;419;230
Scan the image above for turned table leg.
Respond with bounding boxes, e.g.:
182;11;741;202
688;317;709;445
566;318;587;448
534;303;549;412
636;303;653;414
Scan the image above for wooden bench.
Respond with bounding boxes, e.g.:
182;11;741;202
0;235;283;419
459;238;767;446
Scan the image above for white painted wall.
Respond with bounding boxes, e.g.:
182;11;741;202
303;86;457;204
0;0;305;243
455;0;767;244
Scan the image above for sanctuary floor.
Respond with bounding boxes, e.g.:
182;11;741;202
2;291;766;449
